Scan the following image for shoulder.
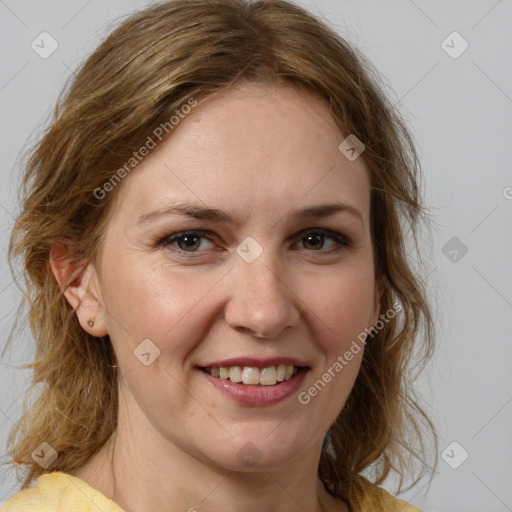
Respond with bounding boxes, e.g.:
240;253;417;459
348;477;423;512
1;472;124;512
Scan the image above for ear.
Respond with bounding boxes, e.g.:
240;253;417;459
49;242;108;337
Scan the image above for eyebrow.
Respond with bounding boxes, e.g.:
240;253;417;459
136;201;364;226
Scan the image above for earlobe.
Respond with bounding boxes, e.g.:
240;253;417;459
49;242;108;337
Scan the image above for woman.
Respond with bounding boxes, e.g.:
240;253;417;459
1;0;437;511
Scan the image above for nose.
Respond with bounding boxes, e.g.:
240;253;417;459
224;249;301;339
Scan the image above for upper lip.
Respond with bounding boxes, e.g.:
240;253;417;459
199;357;310;368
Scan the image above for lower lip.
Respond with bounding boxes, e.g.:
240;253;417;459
199;368;309;407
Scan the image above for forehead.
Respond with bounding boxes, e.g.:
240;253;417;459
108;82;371;226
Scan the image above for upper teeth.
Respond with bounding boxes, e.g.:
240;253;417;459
208;365;298;386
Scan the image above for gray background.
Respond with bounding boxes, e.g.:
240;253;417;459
1;1;511;510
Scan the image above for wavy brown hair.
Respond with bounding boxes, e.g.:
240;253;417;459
4;0;438;504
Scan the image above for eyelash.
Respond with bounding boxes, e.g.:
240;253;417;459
157;228;352;259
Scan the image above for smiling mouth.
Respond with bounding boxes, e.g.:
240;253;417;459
199;364;306;386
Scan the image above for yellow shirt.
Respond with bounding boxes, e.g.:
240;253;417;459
1;471;422;512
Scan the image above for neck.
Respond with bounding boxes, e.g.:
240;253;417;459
69;392;347;512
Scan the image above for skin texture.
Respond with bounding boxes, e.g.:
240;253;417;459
51;82;380;512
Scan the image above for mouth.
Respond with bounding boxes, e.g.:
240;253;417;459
199;364;306;386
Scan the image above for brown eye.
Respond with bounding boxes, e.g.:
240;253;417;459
296;229;351;253
161;230;215;257
176;234;202;251
302;233;326;250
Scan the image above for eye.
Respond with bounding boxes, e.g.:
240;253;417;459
294;228;351;255
160;230;215;257
158;228;351;259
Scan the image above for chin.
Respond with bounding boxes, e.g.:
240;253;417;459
201;434;313;473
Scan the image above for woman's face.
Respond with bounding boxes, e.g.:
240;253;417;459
87;82;379;471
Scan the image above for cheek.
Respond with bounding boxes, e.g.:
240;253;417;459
294;270;372;428
101;257;222;358
298;265;376;346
